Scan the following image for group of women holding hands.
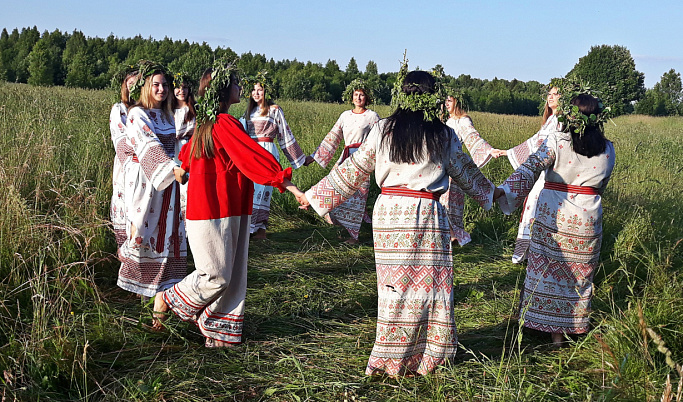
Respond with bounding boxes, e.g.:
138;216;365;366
109;57;614;376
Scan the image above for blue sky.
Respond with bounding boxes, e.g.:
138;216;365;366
3;0;682;88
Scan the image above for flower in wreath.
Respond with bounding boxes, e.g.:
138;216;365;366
242;70;273;100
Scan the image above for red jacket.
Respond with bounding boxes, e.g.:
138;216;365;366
179;114;292;221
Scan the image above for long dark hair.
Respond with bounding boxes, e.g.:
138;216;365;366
382;71;448;164
173;83;197;124
570;94;607;157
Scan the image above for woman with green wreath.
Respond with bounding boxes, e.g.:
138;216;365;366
300;68;499;376
117;61;187;327
308;79;380;244
496;83;615;346
158;61;305;346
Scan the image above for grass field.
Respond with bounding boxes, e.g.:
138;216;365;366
0;82;682;400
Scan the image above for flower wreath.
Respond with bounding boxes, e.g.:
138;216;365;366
242;70;272;100
195;57;240;123
128;60;169;100
172;71;195;92
443;85;469;114
342;78;375;106
390;52;446;122
548;76;613;136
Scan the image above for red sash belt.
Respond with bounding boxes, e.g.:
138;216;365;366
132;155;139;163
544;182;599;195
340;142;363;163
381;186;441;201
256;137;274;143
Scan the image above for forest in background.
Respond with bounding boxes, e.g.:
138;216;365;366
1;26;681;117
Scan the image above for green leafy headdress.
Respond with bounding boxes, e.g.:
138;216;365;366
172;71;195;92
110;63;138;90
549;76;612;136
342;78;375;106
128;60;169;100
242;70;272;100
195;57;241;123
443;85;469;113
390;52;446;122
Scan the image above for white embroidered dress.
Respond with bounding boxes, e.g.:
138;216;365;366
118;107;187;297
305;121;494;376
439;116;494;245
311;109;380;239
497;131;615;334
506;115;561;262
109;102;134;249
243;106;306;233
173;106;195;219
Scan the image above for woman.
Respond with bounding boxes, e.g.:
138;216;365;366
491;83;562;263
300;69;498;376
118;61;187;325
440;92;496;245
496;88;615;345
172;72;196;218
158;60;305;346
309;79;380;243
241;73;313;239
110;68;137;250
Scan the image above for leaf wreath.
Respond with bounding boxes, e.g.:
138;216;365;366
195;57;241;124
110;63;138;90
128;60;169;101
172;71;196;92
342;78;375;106
548;76;613;136
390;51;446;122
242;70;272;100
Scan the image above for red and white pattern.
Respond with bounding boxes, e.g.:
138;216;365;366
164;114;291;344
440;116;493;245
305;120;494;375
118;107;186;297
506;115;560;263
312;109;380;239
497;131;615;333
109;103;134;249
243;106;306;233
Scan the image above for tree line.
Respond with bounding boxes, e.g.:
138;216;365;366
1;27;681;117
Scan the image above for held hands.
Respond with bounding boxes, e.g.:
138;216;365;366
173;167;188;184
296;193;310;210
490;149;507;159
303;155;315;166
282;178;310;209
493;187;505;201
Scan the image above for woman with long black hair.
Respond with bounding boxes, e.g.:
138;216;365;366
300;67;498;376
496;83;615;346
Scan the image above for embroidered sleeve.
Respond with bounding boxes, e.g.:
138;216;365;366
453;117;493;168
305;126;378;216
110;104;133;165
498;135;557;214
127;109;177;192
446;134;494;211
273;107;306;169
312;113;345;167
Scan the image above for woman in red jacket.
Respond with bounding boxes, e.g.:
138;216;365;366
157;59;305;346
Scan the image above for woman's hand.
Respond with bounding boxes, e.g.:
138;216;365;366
173;167;188;184
494;187;505;200
490;149;507;158
297;193;310;209
303;155;315;166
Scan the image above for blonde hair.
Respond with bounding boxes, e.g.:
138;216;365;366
133;73;173;121
447;96;468;119
245;83;274;120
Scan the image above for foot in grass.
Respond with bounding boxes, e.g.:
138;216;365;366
151;292;169;331
253;228;267;240
551;332;566;347
205;337;237;348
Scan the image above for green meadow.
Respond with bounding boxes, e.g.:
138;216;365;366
0;82;681;401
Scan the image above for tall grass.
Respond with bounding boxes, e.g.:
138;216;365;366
0;82;681;400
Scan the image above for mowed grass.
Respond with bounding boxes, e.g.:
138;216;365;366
0;82;682;400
